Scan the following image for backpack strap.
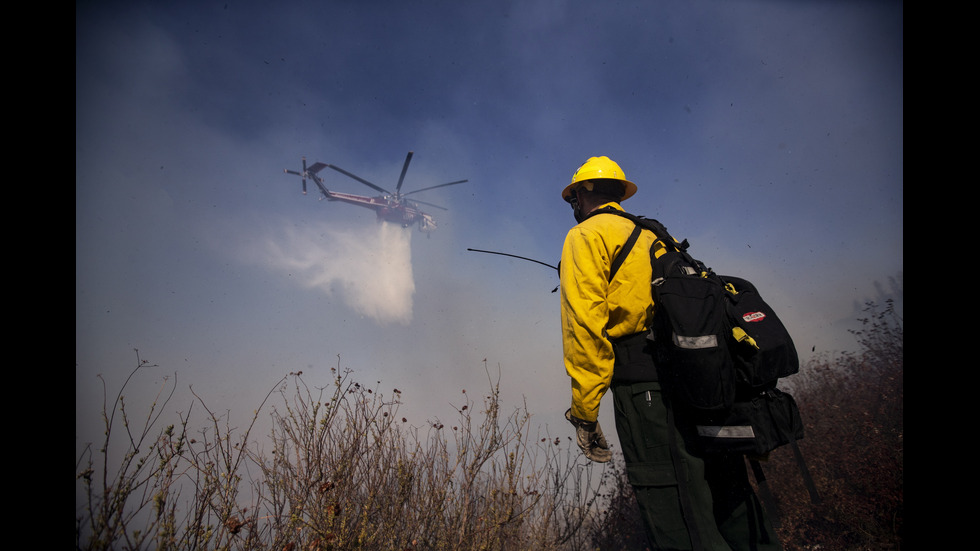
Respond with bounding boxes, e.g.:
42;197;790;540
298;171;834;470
588;206;689;282
748;458;782;532
760;389;822;507
591;207;713;549
609;225;642;281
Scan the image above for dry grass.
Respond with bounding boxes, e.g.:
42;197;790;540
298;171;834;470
76;357;607;550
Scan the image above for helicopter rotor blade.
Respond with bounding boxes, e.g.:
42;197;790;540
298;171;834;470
325;164;392;195
402;179;469;197
395;151;414;197
405;198;449;211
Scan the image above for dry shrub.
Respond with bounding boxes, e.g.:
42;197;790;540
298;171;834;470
763;300;903;550
76;356;607;550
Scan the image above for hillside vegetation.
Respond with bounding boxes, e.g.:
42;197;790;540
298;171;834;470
76;301;902;550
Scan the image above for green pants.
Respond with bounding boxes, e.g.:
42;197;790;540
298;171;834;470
611;381;781;551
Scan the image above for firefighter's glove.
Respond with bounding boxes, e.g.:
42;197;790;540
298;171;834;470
565;408;612;463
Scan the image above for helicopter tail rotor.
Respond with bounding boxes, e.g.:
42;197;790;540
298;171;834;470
284;157;309;194
285;158;331;196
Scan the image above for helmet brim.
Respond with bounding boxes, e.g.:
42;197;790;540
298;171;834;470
562;179;637;202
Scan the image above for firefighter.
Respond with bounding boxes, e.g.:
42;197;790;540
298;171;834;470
560;156;781;550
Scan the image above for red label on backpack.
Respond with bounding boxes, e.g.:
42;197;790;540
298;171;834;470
742;311;766;323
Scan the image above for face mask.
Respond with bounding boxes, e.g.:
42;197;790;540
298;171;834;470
568;190;586;223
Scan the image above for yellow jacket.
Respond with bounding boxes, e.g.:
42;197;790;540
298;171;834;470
560;202;661;422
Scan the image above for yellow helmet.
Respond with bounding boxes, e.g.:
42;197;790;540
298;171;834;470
562;156;637;202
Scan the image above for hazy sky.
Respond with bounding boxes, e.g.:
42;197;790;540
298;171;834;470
76;0;903;457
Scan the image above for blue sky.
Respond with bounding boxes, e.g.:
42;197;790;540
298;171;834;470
76;0;903;456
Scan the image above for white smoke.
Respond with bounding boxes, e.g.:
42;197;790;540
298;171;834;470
263;220;415;325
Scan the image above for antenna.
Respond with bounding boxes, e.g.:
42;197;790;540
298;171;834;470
467;249;558;271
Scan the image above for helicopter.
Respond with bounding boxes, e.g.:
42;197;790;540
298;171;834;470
284;151;467;232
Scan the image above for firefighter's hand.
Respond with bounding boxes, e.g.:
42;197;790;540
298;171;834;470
565;408;612;463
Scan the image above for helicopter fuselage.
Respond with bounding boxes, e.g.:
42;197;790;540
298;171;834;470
319;190;433;230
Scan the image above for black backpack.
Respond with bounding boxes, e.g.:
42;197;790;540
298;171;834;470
600;208;822;518
599;207;803;456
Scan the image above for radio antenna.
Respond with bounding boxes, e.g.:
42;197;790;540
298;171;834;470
467;248;558;271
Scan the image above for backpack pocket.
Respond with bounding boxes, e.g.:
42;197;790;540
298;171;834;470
652;274;735;414
695;387;804;455
722;276;800;393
